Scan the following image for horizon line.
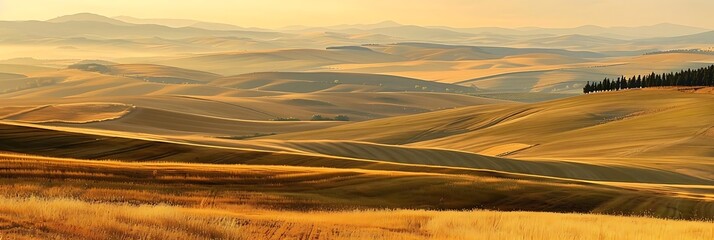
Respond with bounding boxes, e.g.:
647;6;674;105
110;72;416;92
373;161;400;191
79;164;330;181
3;12;710;31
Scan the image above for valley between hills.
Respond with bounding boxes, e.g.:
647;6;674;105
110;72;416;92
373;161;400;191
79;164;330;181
0;12;712;240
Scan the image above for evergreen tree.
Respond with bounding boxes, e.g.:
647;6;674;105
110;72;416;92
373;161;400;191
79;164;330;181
583;64;714;94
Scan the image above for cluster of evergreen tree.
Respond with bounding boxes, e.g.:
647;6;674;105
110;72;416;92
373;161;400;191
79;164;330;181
583;65;714;94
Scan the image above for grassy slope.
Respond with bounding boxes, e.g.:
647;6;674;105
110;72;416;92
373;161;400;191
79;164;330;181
271;89;714;159
1;196;711;240
4;103;133;123
0;120;708;185
0;68;504;122
264;89;714;185
417;89;714;159
68;106;347;136
210;72;477;93
108;63;223;82
0;153;712;220
237;139;709;184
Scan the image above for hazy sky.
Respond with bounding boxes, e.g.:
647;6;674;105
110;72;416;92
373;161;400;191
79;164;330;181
0;0;711;29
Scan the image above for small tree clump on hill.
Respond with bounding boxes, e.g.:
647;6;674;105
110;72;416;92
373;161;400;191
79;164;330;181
271;117;300;121
310;115;329;121
334;115;350;121
310;114;350;121
68;63;112;74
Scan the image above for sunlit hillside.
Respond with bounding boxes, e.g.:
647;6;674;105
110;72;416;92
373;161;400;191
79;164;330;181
1;2;713;239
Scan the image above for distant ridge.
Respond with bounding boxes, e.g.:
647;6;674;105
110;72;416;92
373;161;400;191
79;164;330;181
114;15;268;31
48;13;132;26
429;23;709;39
30;13;713;40
281;20;403;31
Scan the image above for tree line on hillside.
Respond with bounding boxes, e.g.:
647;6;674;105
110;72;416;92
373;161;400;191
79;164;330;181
583;64;714;94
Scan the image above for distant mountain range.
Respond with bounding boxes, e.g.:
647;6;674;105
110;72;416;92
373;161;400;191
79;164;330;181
44;13;712;40
0;12;711;54
0;13;282;40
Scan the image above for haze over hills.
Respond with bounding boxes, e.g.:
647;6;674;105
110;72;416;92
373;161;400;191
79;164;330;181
282;20;708;39
114;15;270;32
1;9;713;239
2;13;713;94
47;12;132;26
515;23;709;39
2;13;712;52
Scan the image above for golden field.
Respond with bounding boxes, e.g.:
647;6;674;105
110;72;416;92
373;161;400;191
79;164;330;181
1;88;713;239
1;89;713;239
1;196;712;240
0;153;711;239
2;11;714;239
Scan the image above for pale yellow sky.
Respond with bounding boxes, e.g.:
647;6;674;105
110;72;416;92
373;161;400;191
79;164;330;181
0;0;711;29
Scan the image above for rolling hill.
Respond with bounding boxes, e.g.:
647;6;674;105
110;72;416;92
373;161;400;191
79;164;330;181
0;112;711;222
266;88;714;181
211;72;477;93
0;65;502;123
2;10;714;240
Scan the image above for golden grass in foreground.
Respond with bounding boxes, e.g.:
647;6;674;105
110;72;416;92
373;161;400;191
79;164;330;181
2;152;713;219
0;196;711;240
0;152;711;238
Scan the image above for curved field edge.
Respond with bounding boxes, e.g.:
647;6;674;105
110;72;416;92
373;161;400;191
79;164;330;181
0;154;712;220
238;139;710;184
267;89;714;161
3;103;134;124
0;121;709;185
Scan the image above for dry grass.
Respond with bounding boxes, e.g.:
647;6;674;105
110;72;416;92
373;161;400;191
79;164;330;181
0;196;711;240
2;19;714;240
0;153;712;220
1;90;713;238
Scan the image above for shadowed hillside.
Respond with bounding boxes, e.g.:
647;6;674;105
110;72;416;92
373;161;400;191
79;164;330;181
2;9;714;239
